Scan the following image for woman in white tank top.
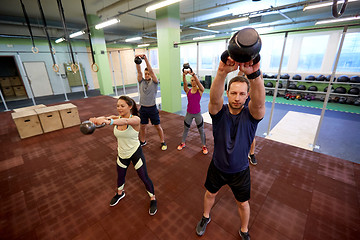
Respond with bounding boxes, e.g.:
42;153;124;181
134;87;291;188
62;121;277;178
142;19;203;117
89;96;157;215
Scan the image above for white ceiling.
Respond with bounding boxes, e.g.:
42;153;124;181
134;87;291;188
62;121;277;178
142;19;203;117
0;0;359;46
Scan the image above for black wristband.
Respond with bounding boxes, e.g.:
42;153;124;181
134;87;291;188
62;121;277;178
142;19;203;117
246;69;261;79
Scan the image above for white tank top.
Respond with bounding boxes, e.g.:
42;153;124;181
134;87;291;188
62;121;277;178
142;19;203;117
113;117;140;159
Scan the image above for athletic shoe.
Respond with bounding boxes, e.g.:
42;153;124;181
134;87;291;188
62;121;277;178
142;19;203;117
202;146;208;155
161;142;167;151
248;154;257;165
109;191;125;207
140;141;147;147
149;200;157;216
239;230;250;240
196;215;211;236
177;143;186;150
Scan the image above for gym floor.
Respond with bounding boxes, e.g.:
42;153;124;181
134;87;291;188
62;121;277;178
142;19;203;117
0;88;359;239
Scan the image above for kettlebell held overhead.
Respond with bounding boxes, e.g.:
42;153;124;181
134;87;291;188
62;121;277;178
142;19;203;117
134;56;144;65
221;28;262;65
80;120;106;135
182;63;193;73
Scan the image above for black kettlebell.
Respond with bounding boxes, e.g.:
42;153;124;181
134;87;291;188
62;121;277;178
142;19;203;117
182;63;193;73
80;120;106;135
221;28;261;64
134;56;143;64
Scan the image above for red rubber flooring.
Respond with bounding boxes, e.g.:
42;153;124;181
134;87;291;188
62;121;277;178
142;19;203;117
0;95;359;240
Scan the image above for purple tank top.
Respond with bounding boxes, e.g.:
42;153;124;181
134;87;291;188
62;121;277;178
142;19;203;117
187;89;201;114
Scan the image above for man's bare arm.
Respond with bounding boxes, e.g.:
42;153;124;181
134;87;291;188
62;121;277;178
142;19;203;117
209;58;239;115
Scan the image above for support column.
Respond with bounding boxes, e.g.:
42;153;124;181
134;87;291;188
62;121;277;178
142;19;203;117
156;4;181;113
87;14;113;95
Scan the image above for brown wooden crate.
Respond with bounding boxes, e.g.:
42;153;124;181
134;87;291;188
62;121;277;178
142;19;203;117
13;86;27;97
0;77;11;88
35;107;63;133
55;103;81;128
10;77;22;86
11;110;43;139
2;86;15;96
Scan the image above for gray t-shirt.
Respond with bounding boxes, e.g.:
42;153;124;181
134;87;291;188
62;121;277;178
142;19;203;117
139;78;158;106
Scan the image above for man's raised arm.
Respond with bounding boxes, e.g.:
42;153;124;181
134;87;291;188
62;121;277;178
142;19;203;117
209;59;239;115
240;61;265;120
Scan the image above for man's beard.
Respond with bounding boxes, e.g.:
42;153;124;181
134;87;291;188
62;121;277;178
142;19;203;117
228;101;243;110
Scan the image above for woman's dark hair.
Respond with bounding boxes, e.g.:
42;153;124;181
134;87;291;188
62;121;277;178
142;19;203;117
118;95;139;117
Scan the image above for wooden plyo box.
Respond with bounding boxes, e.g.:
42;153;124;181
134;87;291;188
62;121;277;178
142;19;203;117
55;103;80;128
13;86;26;97
35;106;63;133
2;86;15;97
10;77;22;86
13;104;46;112
11;110;43;139
0;77;11;88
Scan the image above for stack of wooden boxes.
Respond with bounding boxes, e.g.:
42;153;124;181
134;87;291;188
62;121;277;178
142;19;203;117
0;77;15;98
10;77;26;97
11;103;81;139
0;76;26;99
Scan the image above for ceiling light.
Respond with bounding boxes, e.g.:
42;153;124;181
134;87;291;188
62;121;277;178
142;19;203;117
145;0;182;13
193;35;216;40
55;37;65;43
189;27;220;33
69;31;85;38
208;17;249;27
95;18;120;29
125;37;142;42
303;0;358;11
138;44;150;48
315;16;359;25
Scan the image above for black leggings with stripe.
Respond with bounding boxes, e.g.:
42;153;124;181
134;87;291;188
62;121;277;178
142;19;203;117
117;146;155;196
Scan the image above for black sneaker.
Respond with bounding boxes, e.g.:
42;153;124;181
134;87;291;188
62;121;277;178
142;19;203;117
196;215;211;236
239;230;250;240
149;200;157;215
249;154;257;165
109;192;125;206
140;141;147;147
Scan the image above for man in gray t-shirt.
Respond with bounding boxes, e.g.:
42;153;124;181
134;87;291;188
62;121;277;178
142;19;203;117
136;54;167;151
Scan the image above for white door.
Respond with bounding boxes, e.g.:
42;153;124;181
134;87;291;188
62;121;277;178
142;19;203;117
23;62;53;97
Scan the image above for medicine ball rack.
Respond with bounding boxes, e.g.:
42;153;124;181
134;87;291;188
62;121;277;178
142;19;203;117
263;77;360;99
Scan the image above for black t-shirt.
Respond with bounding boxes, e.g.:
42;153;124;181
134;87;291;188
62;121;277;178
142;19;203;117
210;104;260;173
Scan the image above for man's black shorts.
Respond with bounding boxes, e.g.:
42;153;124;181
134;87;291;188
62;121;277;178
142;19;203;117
204;160;250;202
139;105;160;125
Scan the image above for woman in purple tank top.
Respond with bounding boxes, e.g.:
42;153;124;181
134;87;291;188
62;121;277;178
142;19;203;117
177;67;208;155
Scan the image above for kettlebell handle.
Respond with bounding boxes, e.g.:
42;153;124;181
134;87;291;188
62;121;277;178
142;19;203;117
96;122;106;128
182;63;193;73
221;50;260;65
182;67;193;73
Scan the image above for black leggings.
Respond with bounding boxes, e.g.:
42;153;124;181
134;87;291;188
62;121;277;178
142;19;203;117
116;146;155;197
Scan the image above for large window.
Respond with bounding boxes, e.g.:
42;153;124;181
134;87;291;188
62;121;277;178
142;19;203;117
337;32;360;72
149;48;159;68
180;44;197;70
269;38;292;70
297;35;329;71
199;41;223;70
260;35;292;71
